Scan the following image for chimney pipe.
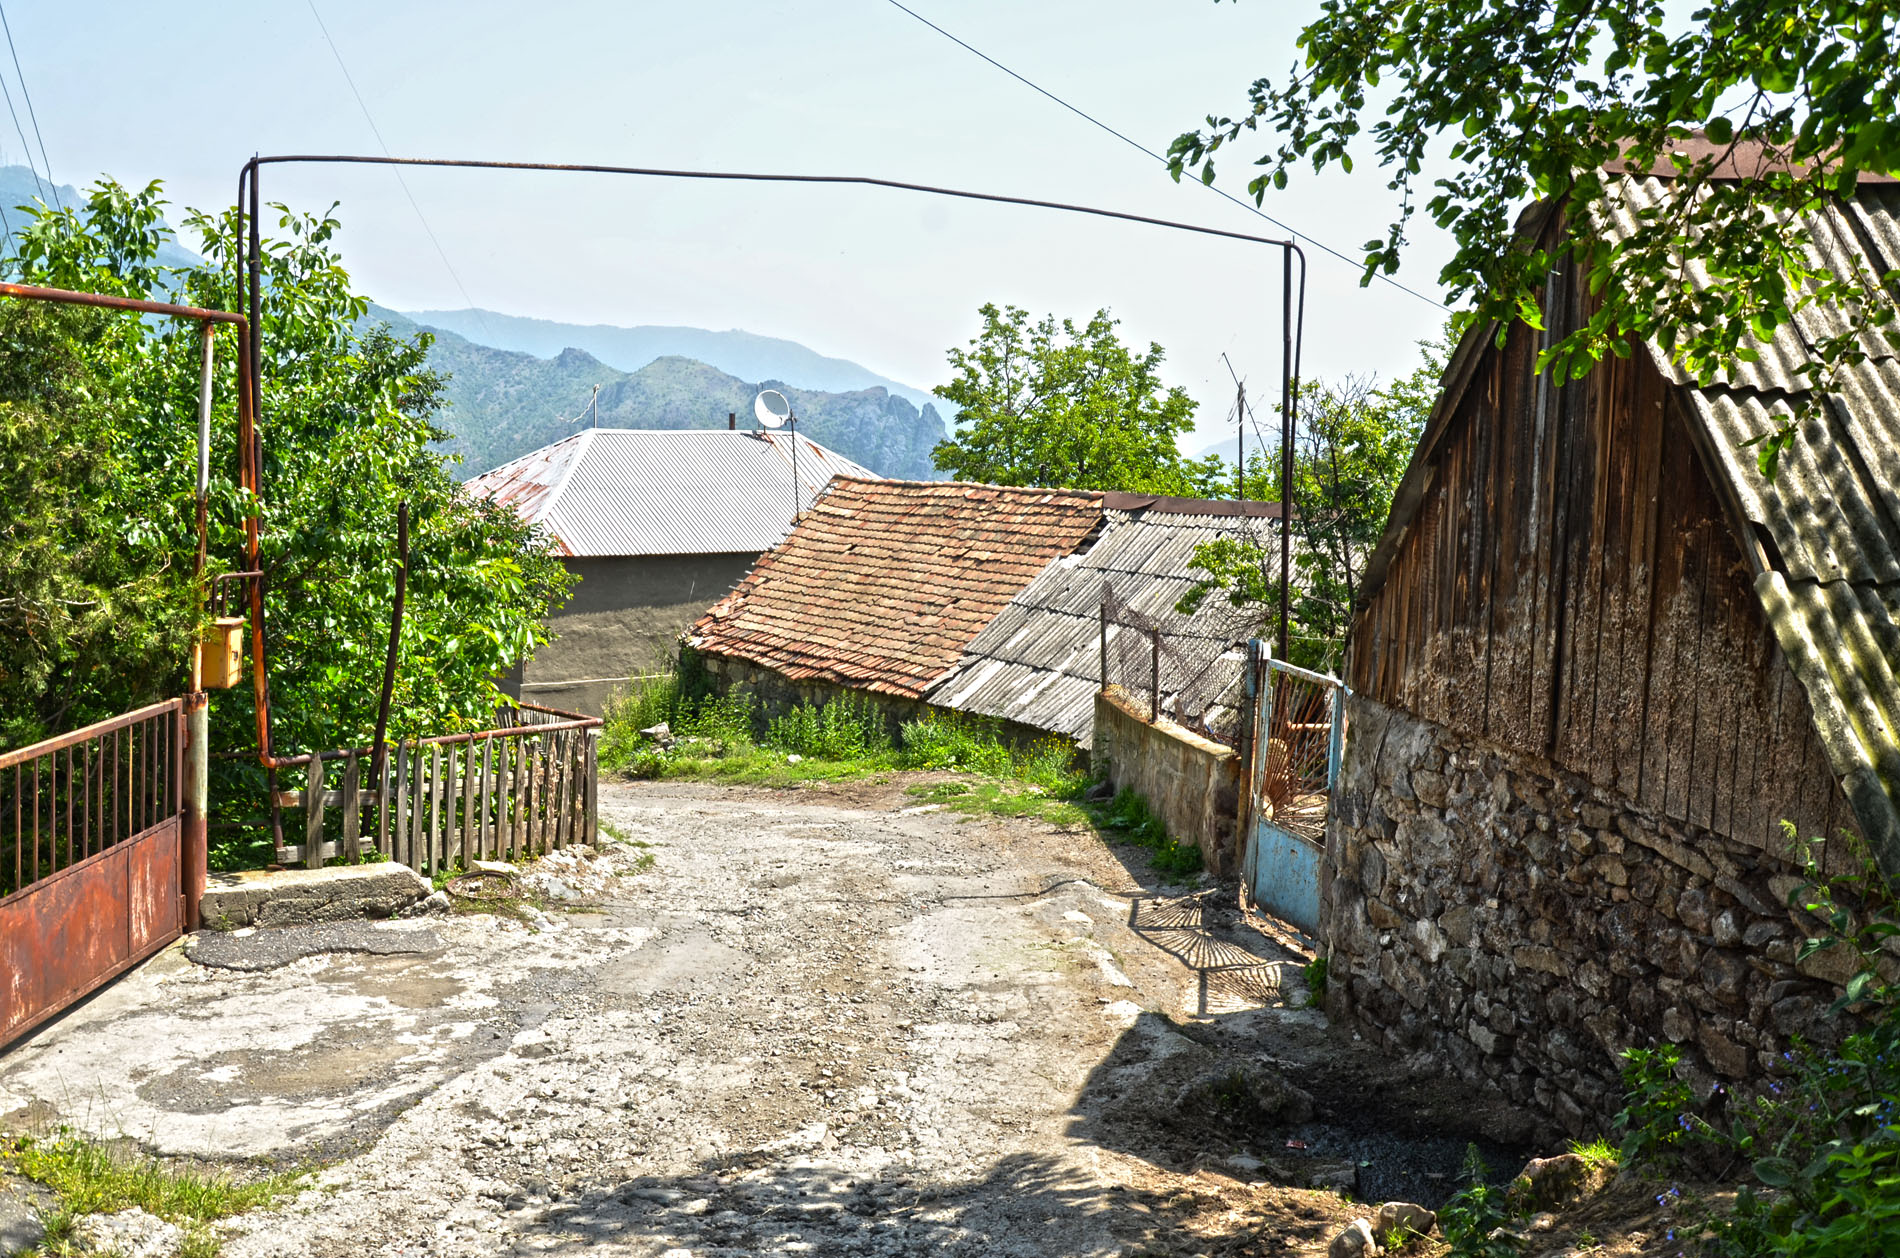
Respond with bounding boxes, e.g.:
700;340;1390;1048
728;411;736;430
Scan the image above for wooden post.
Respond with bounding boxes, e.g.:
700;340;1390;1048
1149;628;1161;723
585;731;598;847
1099;597;1108;694
304;758;324;869
441;740;457;873
375;742;390;856
478;739;493;859
340;751;361;864
426;745;443;876
393;743;410;869
553;730;572;851
461;741;476;870
408;745;426;871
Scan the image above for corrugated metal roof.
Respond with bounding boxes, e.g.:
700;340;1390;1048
689;479;1105;698
465;428;876;558
1604;177;1900;873
927;506;1273;742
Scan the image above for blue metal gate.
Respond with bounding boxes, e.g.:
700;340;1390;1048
1240;651;1345;935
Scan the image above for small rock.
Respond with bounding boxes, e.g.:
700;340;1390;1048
786;753;803;763
1528;1211;1558;1233
1328;1217;1379;1258
423;890;451;913
1084;780;1115;802
1512;1152;1593;1210
1310;1162;1360;1196
472;859;520;877
77;1208;183;1258
639;722;672;742
1226;1153;1265;1174
1375;1200;1436;1238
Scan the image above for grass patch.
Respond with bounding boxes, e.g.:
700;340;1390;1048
1093;787;1203;876
4;1128;303;1255
1566;1135;1619;1172
905;780;1091;828
600;658;1087;795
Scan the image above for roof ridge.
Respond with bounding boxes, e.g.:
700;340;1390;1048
539;427;598;520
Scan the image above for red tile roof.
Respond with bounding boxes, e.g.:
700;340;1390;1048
690;478;1105;697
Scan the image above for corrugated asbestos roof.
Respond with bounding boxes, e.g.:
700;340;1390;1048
927;505;1274;742
688;479;1105;698
1613;176;1900;875
465;428;875;558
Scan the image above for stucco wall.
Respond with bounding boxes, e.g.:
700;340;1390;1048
1323;691;1859;1134
524;554;757;715
1091;688;1242;876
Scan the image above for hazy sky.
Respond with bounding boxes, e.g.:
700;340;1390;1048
20;1;1459;447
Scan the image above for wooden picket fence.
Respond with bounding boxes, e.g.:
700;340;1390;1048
273;704;600;875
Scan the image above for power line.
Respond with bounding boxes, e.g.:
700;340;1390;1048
0;3;58;212
0;40;44;211
304;0;491;339
881;0;1448;312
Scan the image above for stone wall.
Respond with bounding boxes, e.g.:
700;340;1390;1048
1092;688;1242;876
1322;692;1858;1135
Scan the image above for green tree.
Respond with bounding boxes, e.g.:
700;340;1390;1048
933;303;1228;494
1168;1;1900;474
4;179;573;864
0;301;193;745
1179;338;1442;671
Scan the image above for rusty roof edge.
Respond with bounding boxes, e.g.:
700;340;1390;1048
1102;491;1284;518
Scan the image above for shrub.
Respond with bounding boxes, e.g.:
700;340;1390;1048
897;710;1016;776
767;695;890;760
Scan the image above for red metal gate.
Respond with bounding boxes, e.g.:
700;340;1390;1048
0;698;204;1047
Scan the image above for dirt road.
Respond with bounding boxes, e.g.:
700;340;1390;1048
0;777;1522;1256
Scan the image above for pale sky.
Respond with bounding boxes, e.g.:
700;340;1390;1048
21;1;1458;447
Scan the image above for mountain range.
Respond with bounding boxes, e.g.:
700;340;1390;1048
372;307;947;481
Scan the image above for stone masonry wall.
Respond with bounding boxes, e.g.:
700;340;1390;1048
1322;692;1858;1136
1093;688;1242;876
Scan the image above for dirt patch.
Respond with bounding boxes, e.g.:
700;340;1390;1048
2;773;1541;1255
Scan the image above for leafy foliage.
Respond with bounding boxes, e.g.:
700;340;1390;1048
0;302;193;745
1178;337;1441;670
1169;1;1900;474
1438;1144;1524;1258
932;303;1228;494
1;178;572;865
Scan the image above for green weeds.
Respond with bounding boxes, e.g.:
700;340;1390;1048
3;1128;304;1256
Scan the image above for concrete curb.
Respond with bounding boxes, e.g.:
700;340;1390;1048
200;863;431;929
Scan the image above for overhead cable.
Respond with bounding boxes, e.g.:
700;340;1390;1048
881;0;1448;312
304;0;491;339
0;3;56;211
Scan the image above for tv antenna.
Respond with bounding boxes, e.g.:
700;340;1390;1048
754;389;803;522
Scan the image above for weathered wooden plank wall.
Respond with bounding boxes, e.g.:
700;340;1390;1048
1349;255;1855;862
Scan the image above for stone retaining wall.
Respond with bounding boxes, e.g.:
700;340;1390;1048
1322;693;1858;1135
1092;688;1242;876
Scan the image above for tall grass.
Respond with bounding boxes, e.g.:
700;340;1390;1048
599;663;1084;792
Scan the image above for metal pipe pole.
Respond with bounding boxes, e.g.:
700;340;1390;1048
1279;244;1293;662
191;321;215;692
181;692;208;932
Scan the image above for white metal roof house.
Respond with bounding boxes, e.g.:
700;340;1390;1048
468;427;875;713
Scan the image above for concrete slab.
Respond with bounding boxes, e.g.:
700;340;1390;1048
187;922;447;973
200;863;429;928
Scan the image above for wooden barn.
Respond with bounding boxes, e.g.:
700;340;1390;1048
1321;168;1900;1131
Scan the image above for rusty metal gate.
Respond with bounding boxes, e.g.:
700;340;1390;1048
0;698;205;1047
1240;652;1346;935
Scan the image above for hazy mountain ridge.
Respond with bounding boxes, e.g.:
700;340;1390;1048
377;309;946;480
402;306;940;414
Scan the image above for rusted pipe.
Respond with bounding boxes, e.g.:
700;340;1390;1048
0;281;246;325
191;321;215;692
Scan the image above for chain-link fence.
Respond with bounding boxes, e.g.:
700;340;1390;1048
1100;585;1265;747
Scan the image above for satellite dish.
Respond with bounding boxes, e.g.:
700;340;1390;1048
754;389;792;430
